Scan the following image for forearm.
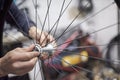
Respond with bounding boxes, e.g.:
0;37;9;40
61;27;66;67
6;2;36;35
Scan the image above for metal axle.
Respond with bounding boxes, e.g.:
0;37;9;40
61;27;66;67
34;43;55;56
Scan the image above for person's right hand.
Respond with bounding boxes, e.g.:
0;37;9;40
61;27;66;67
0;45;39;77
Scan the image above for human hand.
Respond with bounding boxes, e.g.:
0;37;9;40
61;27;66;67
0;45;39;77
29;26;57;59
29;26;56;47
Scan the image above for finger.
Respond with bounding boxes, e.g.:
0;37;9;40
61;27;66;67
48;35;54;42
46;34;56;45
12;57;38;75
42;33;53;45
38;32;47;47
21;52;39;61
40;52;49;60
14;51;39;61
22;44;35;52
48;35;57;48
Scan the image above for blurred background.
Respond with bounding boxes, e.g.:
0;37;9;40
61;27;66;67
3;0;120;80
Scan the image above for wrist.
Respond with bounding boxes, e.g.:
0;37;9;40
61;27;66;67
0;58;7;77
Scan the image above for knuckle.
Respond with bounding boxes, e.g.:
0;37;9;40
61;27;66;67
12;63;19;69
15;47;21;51
8;54;15;62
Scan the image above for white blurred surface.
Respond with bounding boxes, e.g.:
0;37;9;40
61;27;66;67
15;0;118;79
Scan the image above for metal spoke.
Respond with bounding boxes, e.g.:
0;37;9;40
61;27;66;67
39;0;52;41
52;0;66;36
56;23;118;47
48;2;115;45
40;0;73;46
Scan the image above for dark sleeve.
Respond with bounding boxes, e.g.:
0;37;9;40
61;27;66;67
5;2;36;35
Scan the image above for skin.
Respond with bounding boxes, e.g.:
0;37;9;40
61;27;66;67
0;26;56;77
29;26;55;47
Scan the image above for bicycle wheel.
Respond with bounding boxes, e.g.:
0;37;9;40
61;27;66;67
3;0;120;80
